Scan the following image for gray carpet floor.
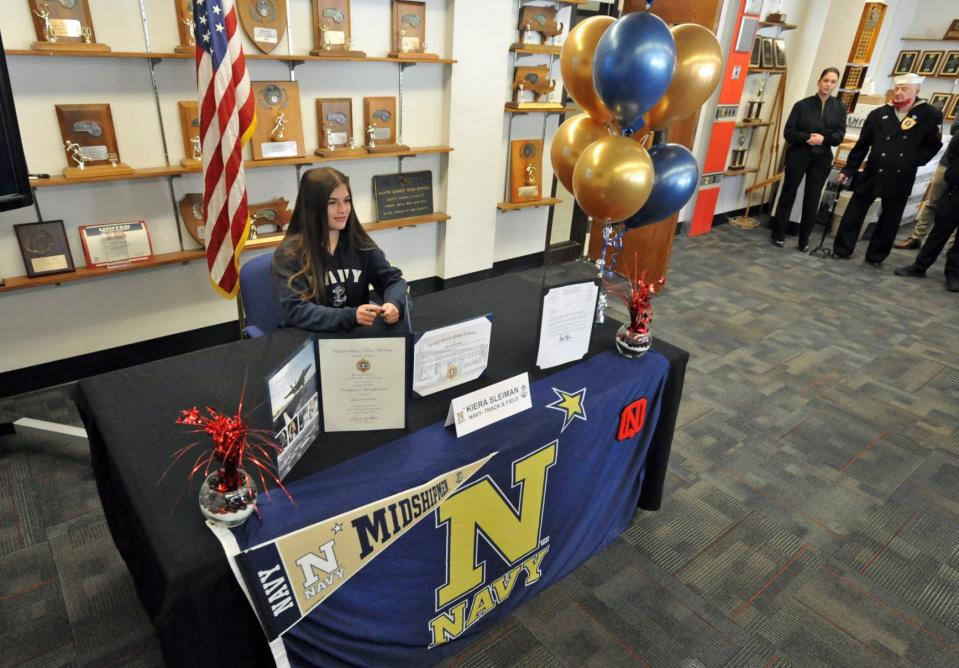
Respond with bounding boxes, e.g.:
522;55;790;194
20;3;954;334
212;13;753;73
2;223;958;667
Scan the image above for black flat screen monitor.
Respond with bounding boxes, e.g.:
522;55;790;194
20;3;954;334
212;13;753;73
0;30;33;214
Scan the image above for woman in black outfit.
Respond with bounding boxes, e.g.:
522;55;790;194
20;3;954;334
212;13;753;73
770;67;846;251
271;167;407;332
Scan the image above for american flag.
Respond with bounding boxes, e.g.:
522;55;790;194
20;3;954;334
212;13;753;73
194;0;256;297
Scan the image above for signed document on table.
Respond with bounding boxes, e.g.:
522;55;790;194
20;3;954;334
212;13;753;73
317;337;406;432
535;281;599;370
412;315;492;397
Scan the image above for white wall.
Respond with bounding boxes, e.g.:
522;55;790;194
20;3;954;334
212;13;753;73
0;0;563;374
716;0;958;216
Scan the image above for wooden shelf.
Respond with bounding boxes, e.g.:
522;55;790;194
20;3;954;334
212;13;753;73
723;167;759;176
497;197;562;211
509;44;562;55
0;249;205;293
505;103;566;113
30;146;454;188
5;49;456;65
885;73;958;80
364;212;450;232
736;121;772;128
748;68;786;74
901;37;959;42
0;213;450;293
757;21;797;30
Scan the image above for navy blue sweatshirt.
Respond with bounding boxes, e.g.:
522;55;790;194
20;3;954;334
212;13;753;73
271;236;407;332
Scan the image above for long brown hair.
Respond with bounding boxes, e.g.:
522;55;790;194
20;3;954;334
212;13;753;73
278;167;377;303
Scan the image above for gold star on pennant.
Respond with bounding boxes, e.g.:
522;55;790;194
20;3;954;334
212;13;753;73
546;387;587;432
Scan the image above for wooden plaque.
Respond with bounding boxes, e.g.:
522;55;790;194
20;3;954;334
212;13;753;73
311;0;365;57
892;50;919;75
180;193;292;244
178;193;206;244
389;0;437;59
840;65;867;91
928;93;951;114
237;0;287;54
174;0;195;54
509;139;543;203
55;103;133;178
917;51;944;77
759;37;774;69
251;81;305;161
248;197;293;240
315;98;366;157
772;38;787;70
944;19;959;40
28;0;109;52
178;101;201;168
939;51;959;77
847;2;886;65
517;6;562;38
14;220;75;278
372;171;433;221
944;94;959;122
512;66;555;97
363;96;408;153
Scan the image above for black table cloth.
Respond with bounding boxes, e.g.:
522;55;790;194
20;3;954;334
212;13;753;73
73;268;688;667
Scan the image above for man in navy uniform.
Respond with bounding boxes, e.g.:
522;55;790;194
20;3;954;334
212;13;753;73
833;73;943;266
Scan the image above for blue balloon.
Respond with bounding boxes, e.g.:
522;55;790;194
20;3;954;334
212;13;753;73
624;143;699;229
593;13;676;135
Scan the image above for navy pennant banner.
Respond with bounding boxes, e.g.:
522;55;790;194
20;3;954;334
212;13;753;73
210;350;670;666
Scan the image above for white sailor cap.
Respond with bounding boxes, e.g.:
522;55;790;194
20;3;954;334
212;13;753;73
893;73;924;86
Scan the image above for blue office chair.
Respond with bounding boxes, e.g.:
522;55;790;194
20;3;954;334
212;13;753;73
238;252;285;338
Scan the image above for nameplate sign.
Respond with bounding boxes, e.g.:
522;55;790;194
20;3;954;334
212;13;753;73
372;170;433;221
444;372;532;438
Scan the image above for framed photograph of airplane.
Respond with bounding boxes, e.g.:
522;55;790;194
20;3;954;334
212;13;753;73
266;337;320;479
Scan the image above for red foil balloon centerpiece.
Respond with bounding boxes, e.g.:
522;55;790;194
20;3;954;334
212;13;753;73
171;397;291;527
609;255;665;358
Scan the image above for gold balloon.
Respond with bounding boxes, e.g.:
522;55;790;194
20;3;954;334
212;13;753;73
647;23;723;132
550;113;611;193
560;16;615;124
572;135;654;223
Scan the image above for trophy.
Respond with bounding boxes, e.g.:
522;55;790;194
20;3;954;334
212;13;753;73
363;97;408;153
311;0;365;57
515;6;563;50
509;139;543;202
743;78;765;122
248;197;293;240
178;101;202;168
29;0;110;52
315;98;367;157
728;131;750;170
56;104;133;178
175;0;196;54
506;66;557;109
251;82;305;160
389;0;438;59
238;0;288;54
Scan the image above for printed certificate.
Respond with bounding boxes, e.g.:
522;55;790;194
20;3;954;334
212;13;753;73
318;337;406;432
412;315;492;397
